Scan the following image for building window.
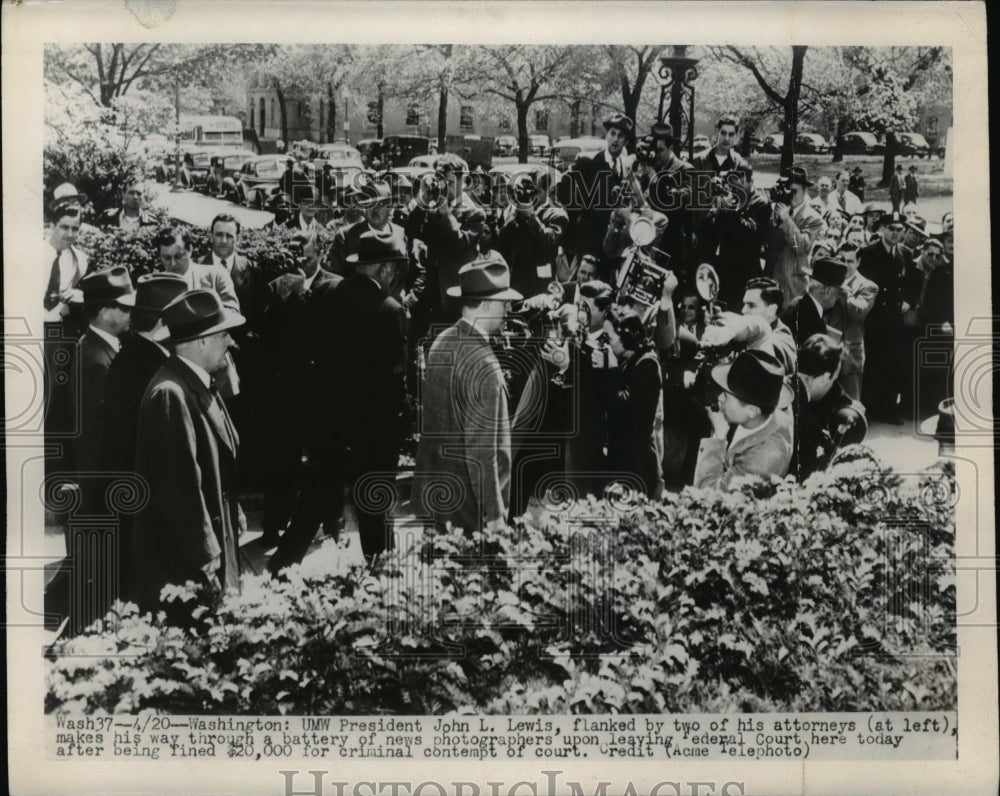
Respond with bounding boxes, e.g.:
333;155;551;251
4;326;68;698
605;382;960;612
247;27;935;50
366;101;382;127
270;98;276;126
460;105;474;132
406;103;421;126
498;117;511;131
535;109;549;131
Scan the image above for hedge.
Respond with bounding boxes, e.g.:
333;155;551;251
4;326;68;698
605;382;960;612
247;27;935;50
45;458;956;715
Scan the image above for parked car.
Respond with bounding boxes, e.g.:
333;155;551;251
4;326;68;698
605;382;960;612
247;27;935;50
795;133;830;154
407;154;470;173
383;134;431;167
897;132;931;158
311;143;363;167
548;136;605;169
841;131;884;155
529;134;551;157
761;133;784;154
235;154;292;208
187;146;255;185
495;135;516;156
747;133;763;153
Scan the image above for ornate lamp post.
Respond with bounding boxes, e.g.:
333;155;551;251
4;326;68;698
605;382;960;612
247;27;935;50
657;46;700;160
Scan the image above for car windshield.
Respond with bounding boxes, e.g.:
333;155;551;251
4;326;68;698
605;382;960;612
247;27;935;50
256;160;283;176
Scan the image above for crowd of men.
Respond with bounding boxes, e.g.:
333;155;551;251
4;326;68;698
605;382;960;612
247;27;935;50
43;110;955;624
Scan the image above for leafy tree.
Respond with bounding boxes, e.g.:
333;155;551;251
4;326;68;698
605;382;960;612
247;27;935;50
707;45;809;170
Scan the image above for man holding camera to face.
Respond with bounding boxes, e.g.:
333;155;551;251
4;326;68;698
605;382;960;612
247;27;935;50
764;165;825;304
497;172;569;299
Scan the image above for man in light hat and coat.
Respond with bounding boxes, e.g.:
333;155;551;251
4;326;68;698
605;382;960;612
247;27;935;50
43;184;91;327
132;290;246;615
693;348;793;490
556;112;635;275
764;165;825;304
99;274;188;602
413;255;523;534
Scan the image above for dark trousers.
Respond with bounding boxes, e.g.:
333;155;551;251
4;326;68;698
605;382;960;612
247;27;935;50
863;322;903;417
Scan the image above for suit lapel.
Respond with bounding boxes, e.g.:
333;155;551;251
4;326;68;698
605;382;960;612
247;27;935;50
168;357;238;459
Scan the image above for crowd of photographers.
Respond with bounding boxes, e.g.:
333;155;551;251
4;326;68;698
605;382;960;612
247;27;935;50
44;110;955;619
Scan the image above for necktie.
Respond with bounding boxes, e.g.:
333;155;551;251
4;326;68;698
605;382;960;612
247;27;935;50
44;252;62;311
726;424;738;446
838;193;846;210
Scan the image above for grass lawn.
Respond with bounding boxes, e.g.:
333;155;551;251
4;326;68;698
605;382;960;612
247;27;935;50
753;153;953;200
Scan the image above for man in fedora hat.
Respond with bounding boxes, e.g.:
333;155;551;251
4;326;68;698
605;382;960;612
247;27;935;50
327;180;408;279
849;166;866;203
782;256;849;347
257;229;341;551
765;165;824;304
75;267;136;478
99;273;188;602
858;210;910;423
271;231;410;571
889;164;905;213
132;290;246;615
693;348;793;490
413;255;523;534
555;112;635;274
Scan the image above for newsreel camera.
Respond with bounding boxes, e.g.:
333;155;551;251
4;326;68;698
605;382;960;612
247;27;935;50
691;262;737;408
615;215;671;307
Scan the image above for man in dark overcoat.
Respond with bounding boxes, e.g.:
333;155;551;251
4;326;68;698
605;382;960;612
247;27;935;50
131;290;246;615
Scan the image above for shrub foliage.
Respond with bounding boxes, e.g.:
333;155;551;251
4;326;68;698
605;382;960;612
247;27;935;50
46;453;956;715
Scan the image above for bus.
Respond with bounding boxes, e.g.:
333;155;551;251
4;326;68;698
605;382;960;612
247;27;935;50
177;115;245;148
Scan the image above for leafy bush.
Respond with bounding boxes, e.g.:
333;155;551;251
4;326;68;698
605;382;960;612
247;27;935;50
46;459;956;715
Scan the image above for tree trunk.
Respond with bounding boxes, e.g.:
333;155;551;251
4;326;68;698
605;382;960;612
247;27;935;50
437;81;449;153
376;83;385;140
569;100;581;138
779;46;808;172
831;117;845;163
326;82;337;143
274;78;289;145
740;120;754;159
516;102;530;164
879;130;897;187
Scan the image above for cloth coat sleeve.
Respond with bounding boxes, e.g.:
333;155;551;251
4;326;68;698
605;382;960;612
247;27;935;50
140;386;222;571
462;365;508;526
846;279;879;323
212;268;240;311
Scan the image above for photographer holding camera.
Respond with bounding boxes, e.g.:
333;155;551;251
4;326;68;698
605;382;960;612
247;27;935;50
764;165;825;304
644;122;694;279
694;166;772;310
496;172;569;298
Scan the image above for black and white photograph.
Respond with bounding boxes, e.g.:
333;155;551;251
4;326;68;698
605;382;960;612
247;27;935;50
4;2;996;795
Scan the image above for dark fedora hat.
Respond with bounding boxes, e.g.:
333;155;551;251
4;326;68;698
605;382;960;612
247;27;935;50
162;289;246;344
134;273;188;313
785;165;813;187
809;257;849;289
711;349;791;412
446;254;523;301
80;266;136;307
602;113;635;137
919;397;956;445
345;230;408;266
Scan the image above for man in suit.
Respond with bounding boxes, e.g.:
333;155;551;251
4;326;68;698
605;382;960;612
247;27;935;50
326;181;408;279
99;273;187;603
43;186;91;326
834;241;879;400
258;229;341;548
645;121;695;275
270;231;409;571
889;164;904;213
75;267;136;480
904;165;919;207
413;255;523;534
132;290;246;616
555;112;634;276
790;333;867;482
740;277;797;376
98;179;157;231
157;226;241;398
496;172;569;299
695;166;772;310
197;214;254;313
691;114;749;177
782;257;849;347
694;348;793;490
858;211;908;423
765;166;825;305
